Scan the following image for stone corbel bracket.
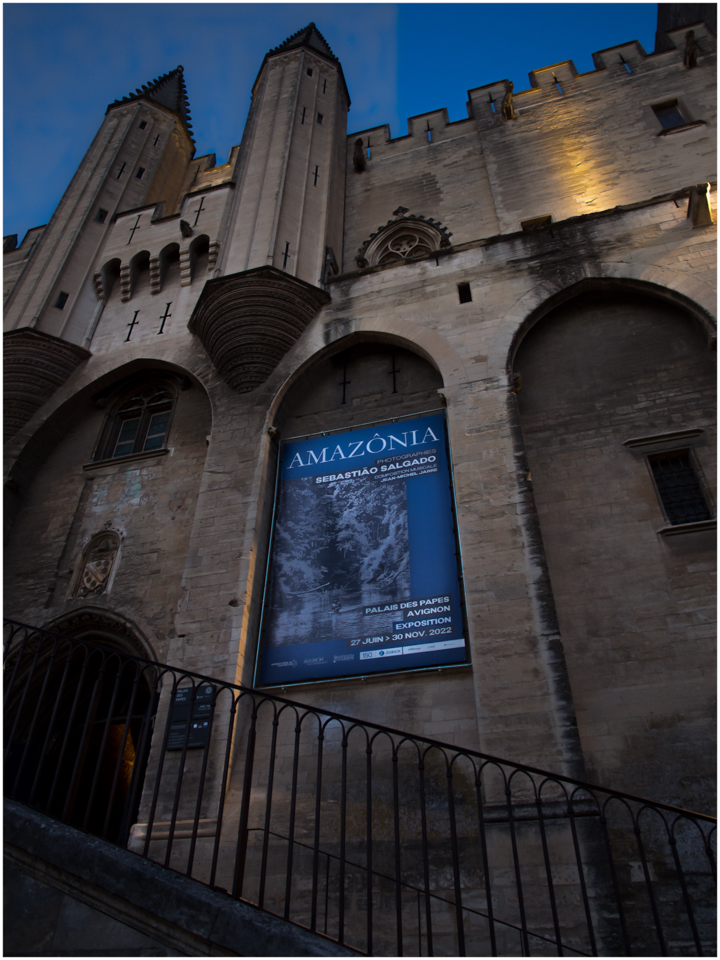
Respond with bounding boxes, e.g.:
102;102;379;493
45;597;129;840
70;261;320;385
188;265;330;393
3;328;91;442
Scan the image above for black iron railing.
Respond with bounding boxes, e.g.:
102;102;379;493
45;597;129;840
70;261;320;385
4;619;716;956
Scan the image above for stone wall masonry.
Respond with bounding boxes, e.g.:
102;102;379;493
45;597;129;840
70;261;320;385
5;799;359;956
4;126;716;828
296;194;713;783
5;100;196;338
3;225;47;304
176;146;240;203
223;47;348;288
142;114;197;217
98;185;230;283
345;22;716;253
343;119;500;273
4;370;212;667
513;290;716;808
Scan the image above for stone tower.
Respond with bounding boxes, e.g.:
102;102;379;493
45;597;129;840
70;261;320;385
4;67;194;341
221;23;349;284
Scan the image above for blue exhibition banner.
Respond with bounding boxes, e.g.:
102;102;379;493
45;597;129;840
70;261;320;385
256;413;468;686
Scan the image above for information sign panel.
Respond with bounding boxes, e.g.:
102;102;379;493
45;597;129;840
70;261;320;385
166;684;213;750
256;413;468;686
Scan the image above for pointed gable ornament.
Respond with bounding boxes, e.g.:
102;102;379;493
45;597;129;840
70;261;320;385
270;21;339;62
108;65;194;144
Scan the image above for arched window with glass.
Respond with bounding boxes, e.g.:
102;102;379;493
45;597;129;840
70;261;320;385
93;376;183;462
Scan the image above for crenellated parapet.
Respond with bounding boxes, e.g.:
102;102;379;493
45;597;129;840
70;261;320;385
174;146;240;209
343;19;716;263
348;20;716;153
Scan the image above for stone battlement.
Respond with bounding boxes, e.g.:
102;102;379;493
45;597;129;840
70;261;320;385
348;20;716;151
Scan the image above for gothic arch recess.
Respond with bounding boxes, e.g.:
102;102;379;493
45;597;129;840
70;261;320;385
5;359;211;541
510;284;716;803
4;609;158;842
272;333;445;439
45;607;157;662
507;276;716;375
242;335;447;681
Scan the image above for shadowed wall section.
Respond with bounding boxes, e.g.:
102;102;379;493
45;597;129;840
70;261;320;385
4;329;90;441
513;290;716;808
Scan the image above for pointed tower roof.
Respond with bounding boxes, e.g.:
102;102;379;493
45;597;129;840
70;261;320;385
269;22;339;63
108;66;194;144
259;23;350;106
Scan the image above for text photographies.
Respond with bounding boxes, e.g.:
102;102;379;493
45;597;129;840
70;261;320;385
286;426;440;469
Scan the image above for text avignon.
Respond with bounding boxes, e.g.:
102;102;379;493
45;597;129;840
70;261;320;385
286;428;440;469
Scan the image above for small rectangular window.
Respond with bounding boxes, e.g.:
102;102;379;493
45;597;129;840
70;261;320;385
317;113;323;125
652;100;687;131
54;291;69;310
323;78;327;93
649;452;711;524
95;209;108;224
301;107;306;125
136;167;145;179
116;163;126;179
113;418;141;458
457;283;472;304
139;121;147;130
521;215;553;231
307;68;313;77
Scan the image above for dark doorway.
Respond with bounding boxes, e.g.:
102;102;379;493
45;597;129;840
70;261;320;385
4;627;155;844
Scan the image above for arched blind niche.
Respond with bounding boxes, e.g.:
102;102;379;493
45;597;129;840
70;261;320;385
275;339;444;439
512;287;716;807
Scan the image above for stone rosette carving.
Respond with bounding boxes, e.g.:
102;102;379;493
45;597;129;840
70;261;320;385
188;266;330;393
4;328;91;442
355;207;452;269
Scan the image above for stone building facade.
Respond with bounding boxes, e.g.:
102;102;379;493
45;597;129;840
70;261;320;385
4;8;716;848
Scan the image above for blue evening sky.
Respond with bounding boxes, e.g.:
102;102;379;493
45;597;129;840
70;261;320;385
4;3;658;240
